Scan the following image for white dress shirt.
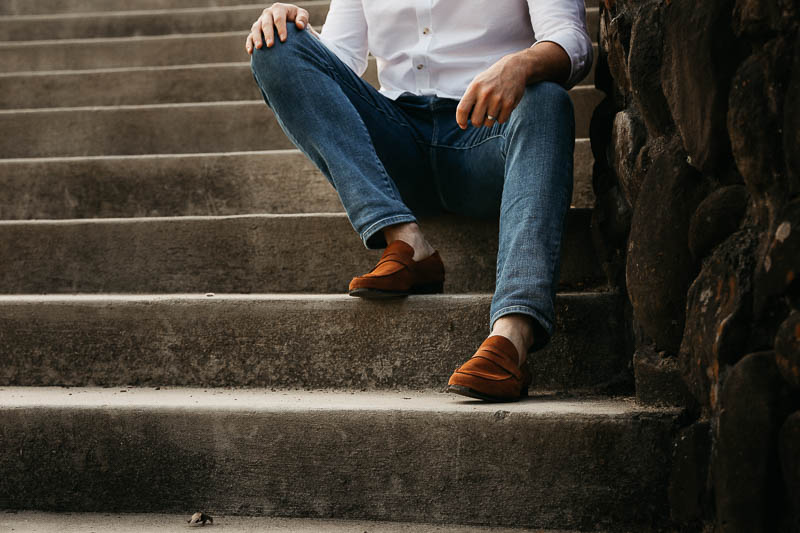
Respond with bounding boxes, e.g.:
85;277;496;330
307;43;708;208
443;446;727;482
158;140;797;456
318;0;593;100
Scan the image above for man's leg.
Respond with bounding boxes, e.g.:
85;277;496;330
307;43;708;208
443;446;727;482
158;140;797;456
436;82;575;399
249;25;437;251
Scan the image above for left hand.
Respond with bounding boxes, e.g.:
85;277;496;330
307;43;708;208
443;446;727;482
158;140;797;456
456;52;528;129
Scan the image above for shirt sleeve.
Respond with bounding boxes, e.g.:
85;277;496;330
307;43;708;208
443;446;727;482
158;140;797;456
527;0;594;89
318;0;369;77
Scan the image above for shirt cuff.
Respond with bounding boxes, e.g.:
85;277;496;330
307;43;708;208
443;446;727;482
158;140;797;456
532;28;593;89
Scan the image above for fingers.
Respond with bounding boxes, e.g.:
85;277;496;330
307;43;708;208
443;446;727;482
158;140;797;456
250;19;263;49
273;6;288;43
456;87;477;130
469;91;489;129
248;4;309;53
294;7;309;29
484;97;502;128
497;97;515;125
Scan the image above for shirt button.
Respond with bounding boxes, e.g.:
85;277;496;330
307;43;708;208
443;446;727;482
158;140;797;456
422;27;431;35
416;64;424;70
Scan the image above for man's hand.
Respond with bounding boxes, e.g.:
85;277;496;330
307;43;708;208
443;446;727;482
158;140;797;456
246;3;310;55
456;43;571;129
456;53;528;129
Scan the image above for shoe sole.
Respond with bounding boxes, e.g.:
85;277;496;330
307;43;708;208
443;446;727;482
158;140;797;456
446;384;526;403
348;282;444;299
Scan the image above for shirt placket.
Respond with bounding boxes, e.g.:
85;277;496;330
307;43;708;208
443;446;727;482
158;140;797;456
412;0;433;94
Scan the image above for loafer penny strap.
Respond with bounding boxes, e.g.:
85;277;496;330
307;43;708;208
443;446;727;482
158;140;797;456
472;349;523;380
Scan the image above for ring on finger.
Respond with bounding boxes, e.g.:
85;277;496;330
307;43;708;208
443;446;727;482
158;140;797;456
486;114;496;121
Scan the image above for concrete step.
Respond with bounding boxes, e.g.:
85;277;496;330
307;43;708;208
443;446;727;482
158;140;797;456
0;91;602;159
0;47;597;109
0;31;250;73
0;60;375;108
0;46;598;110
0;388;677;530
0;210;602;294
0;3;330;41
0;0;599;16
0;144;595;219
0;6;599;42
0;32;599;82
0;293;626;391
0;512;571;533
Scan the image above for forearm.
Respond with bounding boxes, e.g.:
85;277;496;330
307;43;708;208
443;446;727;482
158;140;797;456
507;42;572;87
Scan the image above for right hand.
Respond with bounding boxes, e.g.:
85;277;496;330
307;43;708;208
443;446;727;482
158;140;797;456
246;3;310;55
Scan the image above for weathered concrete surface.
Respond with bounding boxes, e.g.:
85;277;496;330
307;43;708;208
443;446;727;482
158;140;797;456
0;3;331;41
0;388;678;530
0;0;597;16
0;32;598;94
0;293;625;391
0;0;325;16
0;102;291;157
0;91;598;158
0;51;597;109
0;32;250;72
0;211;603;293
0;511;575;533
0;5;599;42
0;145;595;219
0;61;373;109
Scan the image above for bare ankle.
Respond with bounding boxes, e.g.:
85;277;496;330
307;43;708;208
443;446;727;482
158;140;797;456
490;314;535;365
383;222;434;261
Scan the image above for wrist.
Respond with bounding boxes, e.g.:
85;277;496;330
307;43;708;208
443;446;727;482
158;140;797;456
508;48;542;85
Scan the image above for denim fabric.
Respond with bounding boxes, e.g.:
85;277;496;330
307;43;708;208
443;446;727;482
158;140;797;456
251;25;575;346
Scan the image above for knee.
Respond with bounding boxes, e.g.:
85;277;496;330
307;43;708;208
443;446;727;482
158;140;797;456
250;25;313;87
514;81;573;123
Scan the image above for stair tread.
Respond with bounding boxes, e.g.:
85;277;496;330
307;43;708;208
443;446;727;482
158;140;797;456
0;92;602;158
0;210;603;293
0;378;669;530
0;292;625;391
0;511;580;533
0;0;598;17
0;387;670;416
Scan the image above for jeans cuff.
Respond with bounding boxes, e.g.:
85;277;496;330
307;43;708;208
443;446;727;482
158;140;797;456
490;305;554;351
360;214;417;249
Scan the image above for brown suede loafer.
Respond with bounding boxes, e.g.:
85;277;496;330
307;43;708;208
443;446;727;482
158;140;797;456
348;240;445;298
447;335;532;402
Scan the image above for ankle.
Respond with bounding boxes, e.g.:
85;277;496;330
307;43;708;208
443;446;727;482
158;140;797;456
383;222;434;261
490;315;535;366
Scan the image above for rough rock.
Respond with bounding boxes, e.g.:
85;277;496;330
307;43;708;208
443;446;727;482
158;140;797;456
733;0;796;37
669;421;711;525
688;184;750;261
728;39;791;202
611;108;648;206
715;352;796;533
603;10;632;100
680;229;759;410
775;312;800;389
661;0;741;172
779;412;800;532
628;2;673;137
626;139;708;353
633;347;695;408
784;37;800;195
754;199;800;316
590;96;632;288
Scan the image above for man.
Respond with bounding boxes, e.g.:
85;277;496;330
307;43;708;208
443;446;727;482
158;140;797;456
246;0;592;401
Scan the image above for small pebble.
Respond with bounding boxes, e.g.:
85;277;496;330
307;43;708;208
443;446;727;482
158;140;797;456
205;293;215;297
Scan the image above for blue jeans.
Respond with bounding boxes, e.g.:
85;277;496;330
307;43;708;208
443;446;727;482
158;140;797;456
251;26;574;348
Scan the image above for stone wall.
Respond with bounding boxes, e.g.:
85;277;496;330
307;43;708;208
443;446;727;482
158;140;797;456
590;0;799;530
